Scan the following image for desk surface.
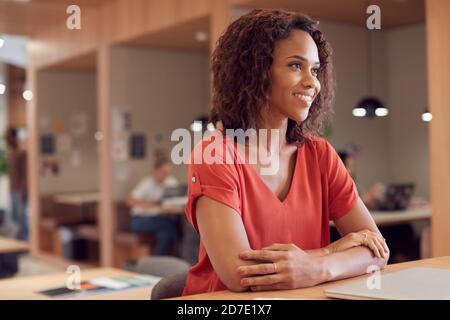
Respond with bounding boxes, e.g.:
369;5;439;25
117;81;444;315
176;255;450;300
370;207;431;227
0;236;29;254
53;192;99;205
134;205;185;216
0;268;152;300
139;206;432;222
328;207;431;228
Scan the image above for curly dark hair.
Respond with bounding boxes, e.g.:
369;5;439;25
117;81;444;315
210;8;335;145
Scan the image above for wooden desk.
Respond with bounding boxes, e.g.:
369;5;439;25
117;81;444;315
134;205;185;216
0;268;152;300
329;207;431;228
0;236;29;254
175;255;450;300
53;192;99;205
370;207;431;227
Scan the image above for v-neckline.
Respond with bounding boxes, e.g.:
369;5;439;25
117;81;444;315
244;146;300;205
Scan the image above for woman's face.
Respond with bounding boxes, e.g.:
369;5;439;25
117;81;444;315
268;29;321;123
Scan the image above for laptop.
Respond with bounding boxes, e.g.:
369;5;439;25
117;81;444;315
162;184;188;199
325;267;450;300
378;183;415;211
161;184;188;207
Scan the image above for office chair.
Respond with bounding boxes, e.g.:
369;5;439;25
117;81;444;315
150;271;188;300
123;256;189;299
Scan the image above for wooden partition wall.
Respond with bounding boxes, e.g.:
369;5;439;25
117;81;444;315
426;0;450;257
27;0;234;266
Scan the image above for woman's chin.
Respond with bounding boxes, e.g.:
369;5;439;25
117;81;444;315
290;111;309;123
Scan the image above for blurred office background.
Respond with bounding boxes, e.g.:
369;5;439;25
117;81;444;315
0;0;448;280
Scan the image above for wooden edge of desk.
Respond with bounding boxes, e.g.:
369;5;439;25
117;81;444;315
173;255;450;300
0;237;30;254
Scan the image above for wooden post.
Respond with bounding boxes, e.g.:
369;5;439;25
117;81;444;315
97;46;115;266
209;0;231;112
210;0;231;53
426;0;450;257
26;65;40;255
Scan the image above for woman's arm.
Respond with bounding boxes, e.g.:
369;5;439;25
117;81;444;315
237;197;389;291
195;195;259;292
324;197;389;281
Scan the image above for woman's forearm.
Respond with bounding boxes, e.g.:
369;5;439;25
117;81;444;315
305;248;330;257
321;246;389;283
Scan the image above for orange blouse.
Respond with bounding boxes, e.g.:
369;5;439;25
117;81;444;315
182;133;358;295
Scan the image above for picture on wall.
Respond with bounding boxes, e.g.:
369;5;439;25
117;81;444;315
130;134;146;159
41;135;55;155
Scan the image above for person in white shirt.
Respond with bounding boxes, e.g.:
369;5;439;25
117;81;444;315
127;157;179;255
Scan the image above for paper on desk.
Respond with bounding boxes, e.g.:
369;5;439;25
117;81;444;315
89;275;162;290
89;277;131;290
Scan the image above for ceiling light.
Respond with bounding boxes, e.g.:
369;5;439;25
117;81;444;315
352;107;367;117
375;107;389;117
0;84;5;95
195;31;208;43
23;90;33;101
206;122;215;132
421;109;432;122
190;121;203;132
352;28;388;119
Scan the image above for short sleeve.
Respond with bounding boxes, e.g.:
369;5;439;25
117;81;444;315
321;140;359;221
184;141;241;232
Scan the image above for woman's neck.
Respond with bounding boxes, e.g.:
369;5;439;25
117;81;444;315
257;105;289;152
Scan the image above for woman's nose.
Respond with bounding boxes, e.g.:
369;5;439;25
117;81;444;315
301;72;317;89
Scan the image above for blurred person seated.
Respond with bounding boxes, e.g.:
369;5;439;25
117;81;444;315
127;153;179;256
338;151;385;210
337;150;419;263
4;127;28;241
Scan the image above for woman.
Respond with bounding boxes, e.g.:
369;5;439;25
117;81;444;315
183;9;389;295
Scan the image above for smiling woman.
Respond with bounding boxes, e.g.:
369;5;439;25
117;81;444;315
182;9;389;296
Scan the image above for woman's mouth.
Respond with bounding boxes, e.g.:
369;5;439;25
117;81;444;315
293;93;313;103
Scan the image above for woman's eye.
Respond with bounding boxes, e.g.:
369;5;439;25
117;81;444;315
290;63;301;70
312;68;319;76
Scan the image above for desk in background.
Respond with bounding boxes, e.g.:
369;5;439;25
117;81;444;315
0;268;152;300
53;192;100;206
370;207;431;227
176;255;450;300
0;236;29;254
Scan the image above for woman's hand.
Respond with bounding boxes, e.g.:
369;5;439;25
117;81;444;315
237;243;329;291
326;229;389;259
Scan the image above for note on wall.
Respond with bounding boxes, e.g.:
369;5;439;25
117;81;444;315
113;109;132;134
71;149;81;168
70;113;87;137
115;163;131;182
52;119;65;134
112;136;128;162
41;135;55;155
56;134;72;154
130;134;146;159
